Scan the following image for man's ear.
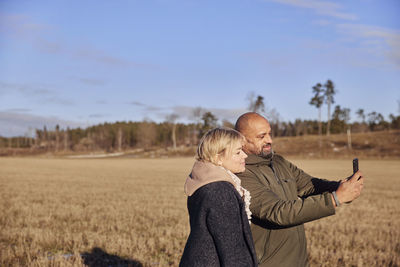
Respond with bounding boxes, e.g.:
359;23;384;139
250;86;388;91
241;137;251;153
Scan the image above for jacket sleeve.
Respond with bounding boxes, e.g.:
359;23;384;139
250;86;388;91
239;169;336;227
282;157;341;197
204;182;254;267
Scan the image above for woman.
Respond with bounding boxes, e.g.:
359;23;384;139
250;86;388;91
179;127;258;267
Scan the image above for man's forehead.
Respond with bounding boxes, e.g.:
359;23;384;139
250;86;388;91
253;122;270;134
244;117;270;136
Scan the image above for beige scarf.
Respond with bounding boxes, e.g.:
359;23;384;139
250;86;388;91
185;160;252;223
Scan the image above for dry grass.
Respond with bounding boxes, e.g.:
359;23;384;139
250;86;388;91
290;159;400;267
274;130;400;159
0;157;399;266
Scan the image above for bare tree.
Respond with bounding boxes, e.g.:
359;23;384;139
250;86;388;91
294;119;304;136
367;111;384;131
137;121;156;149
35;129;41;149
191;107;205;123
117;127;123;152
356;109;365;123
190;107;205;145
27;127;33;149
199;111;218;137
55;125;60;152
309;83;324;136
247;92;265;113
324;80;336;137
267;108;282;137
246;91;256;110
341;107;351;149
343;108;351;125
64;129;69;151
398;99;400;115
43;126;48;150
166;113;179;150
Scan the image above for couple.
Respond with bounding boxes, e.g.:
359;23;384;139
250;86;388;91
180;112;365;267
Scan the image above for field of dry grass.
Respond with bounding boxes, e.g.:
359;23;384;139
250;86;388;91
273;130;400;159
0;157;399;266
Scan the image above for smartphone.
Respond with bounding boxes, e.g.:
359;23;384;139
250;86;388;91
353;158;362;180
353;158;359;174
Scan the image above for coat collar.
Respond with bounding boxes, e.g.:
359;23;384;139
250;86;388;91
245;151;275;166
184;160;235;196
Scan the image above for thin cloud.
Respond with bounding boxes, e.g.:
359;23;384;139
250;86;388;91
69;76;107;86
146;105;167;112
129;101;147;107
336;23;400;67
265;1;399;68
0;14;50;36
0;111;84;137
74;47;132;68
240;50;296;69
35;36;64;54
128;102;248;123
79;78;106;86
266;0;357;20
89;114;108;118
1;13;156;68
169;105;281;123
4;108;32;113
0;81;75;106
129;101;166;111
312;19;333;26
39;96;74;106
171;105;248;122
0;81;52;96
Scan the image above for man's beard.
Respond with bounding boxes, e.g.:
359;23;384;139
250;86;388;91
259;146;274;159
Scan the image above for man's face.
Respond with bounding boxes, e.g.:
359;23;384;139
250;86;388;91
242;117;273;158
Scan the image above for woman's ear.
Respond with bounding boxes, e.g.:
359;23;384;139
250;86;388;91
215;153;223;166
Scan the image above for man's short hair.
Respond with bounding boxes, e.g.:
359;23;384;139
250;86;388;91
197;127;243;164
235;112;263;133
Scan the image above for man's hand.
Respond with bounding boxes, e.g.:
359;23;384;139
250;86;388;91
334;171;364;205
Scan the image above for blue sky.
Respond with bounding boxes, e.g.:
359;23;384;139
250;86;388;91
1;0;399;137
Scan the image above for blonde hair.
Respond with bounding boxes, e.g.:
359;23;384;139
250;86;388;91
197;127;243;164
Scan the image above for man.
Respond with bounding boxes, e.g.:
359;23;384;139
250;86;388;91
235;112;364;267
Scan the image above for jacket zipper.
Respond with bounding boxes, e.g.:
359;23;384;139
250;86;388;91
270;162;289;200
271;161;303;245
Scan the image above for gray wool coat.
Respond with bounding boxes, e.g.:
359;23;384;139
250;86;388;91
179;181;258;267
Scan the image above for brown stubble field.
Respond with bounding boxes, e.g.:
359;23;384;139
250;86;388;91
0;157;399;266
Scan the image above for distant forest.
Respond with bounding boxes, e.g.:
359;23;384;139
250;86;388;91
1;109;400;153
2;80;400;153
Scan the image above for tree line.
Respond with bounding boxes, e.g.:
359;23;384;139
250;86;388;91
307;79;400;136
0;115;220;152
1;82;400;152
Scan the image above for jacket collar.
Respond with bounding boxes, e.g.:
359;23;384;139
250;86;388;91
184;160;235;196
245;151;274;166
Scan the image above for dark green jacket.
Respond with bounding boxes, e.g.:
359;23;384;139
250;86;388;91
237;154;340;267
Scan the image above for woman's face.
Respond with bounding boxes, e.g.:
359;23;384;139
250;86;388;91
219;140;248;173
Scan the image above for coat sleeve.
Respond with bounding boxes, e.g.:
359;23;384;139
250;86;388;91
239;169;336;227
282;157;341;197
203;182;254;267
